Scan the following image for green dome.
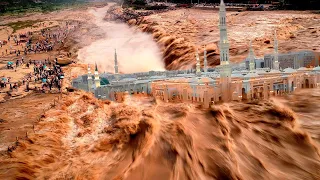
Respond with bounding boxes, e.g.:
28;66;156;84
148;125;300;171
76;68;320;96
100;77;110;85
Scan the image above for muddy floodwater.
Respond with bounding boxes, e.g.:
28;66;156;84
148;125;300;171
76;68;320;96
0;89;320;179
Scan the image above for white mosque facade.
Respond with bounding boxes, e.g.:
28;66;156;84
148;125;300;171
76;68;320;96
72;0;320;108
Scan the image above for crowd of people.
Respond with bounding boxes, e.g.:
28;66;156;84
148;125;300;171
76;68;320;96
1;21;80;58
0;57;64;94
0;20;81;96
107;6;157;22
31;58;64;92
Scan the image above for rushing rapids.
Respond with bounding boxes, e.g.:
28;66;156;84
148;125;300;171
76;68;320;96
0;89;320;179
108;7;320;70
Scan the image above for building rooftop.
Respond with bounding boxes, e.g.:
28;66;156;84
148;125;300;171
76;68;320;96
150;75;166;79
232;70;241;74
256;69;267;74
119;78;138;82
231;73;244;78
269;69;281;73
313;66;320;71
244;72;259;78
187;77;216;84
283;68;297;73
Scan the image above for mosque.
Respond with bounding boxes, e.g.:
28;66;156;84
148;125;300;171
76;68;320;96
72;0;320;108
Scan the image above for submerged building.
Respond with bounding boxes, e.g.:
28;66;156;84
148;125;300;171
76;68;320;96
72;0;320;108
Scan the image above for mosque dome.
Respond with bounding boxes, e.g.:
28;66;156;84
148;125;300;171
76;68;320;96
283;68;297;73
313;66;320;71
100;77;110;85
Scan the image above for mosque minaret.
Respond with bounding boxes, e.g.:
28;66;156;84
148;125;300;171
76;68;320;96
219;0;230;66
219;0;232;102
273;30;280;70
114;49;119;81
204;46;208;75
196;49;201;77
87;64;93;92
248;40;256;72
94;62;100;88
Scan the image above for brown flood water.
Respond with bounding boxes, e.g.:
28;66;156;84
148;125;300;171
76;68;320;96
0;93;59;149
0;88;319;180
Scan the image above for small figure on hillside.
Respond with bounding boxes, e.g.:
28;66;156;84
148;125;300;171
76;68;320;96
25;80;29;92
13;83;18;90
